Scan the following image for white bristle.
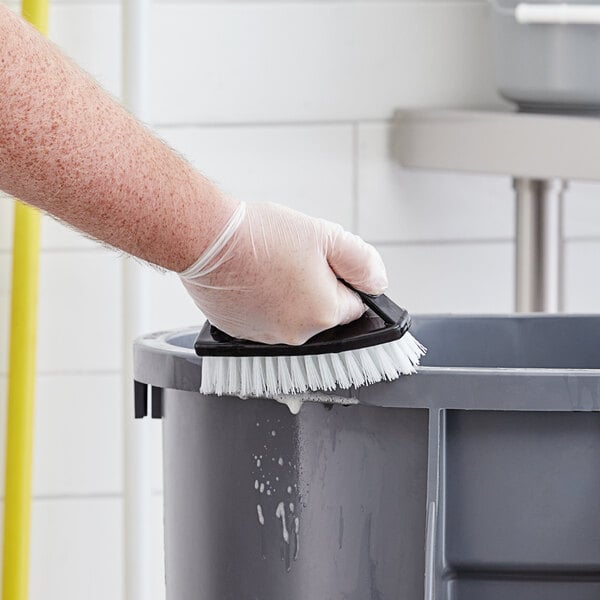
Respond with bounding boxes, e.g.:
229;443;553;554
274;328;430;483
252;356;266;395
277;356;293;394
329;352;351;389
371;344;400;380
290;356;308;393
226;357;239;396
356;348;382;385
317;354;336;391
240;357;253;397
200;357;212;395
265;357;278;396
304;355;322;391
341;350;364;388
200;333;426;397
389;339;415;374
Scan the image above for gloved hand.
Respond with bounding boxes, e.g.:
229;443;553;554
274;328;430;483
179;201;388;345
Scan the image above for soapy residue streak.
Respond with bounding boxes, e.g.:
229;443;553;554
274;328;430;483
275;502;289;543
273;392;359;415
293;517;300;560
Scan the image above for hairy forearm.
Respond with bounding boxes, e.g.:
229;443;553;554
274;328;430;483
0;4;235;271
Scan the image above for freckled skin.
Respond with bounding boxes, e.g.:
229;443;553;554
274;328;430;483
0;4;236;271
0;5;390;343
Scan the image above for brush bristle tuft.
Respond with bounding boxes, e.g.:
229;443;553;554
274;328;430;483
200;333;427;397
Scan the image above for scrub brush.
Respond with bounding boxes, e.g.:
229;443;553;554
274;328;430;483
195;287;426;398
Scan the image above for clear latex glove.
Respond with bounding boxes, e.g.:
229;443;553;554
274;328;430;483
179;201;389;345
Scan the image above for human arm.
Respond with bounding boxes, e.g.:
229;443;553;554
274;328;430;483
0;2;234;271
0;4;388;344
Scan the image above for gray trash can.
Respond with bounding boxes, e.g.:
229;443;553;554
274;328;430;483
134;315;600;600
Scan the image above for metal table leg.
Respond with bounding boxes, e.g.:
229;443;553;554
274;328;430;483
514;178;565;313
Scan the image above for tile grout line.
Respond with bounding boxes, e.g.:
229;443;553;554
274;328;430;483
0;369;122;377
1;237;596;257
370;237;516;247
153;117;393;130
17;0;488;6
0;491;164;502
0;247;118;255
562;235;600;243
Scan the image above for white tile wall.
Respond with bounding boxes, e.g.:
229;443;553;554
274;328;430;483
8;251;122;374
156;125;355;228
2;0;598;598
563;240;600;312
32;374;122;496
357;122;514;242
0;199;101;252
0;375;122;497
152;495;166;600
51;3;121;97
563;181;600;240
377;241;515;313
29;498;123;600
149;1;501;124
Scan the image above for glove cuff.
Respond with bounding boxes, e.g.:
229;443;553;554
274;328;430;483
178;201;247;279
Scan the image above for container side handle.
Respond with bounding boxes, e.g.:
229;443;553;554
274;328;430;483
516;3;600;24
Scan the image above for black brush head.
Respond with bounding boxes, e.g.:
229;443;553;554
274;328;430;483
194;293;411;358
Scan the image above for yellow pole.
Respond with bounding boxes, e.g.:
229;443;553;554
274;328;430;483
2;2;47;599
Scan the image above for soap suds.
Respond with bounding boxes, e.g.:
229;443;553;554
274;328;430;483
278;457;284;466
275;502;289;543
273;392;359;414
257;504;264;525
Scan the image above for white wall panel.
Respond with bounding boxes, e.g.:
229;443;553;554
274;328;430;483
358;122;514;242
150;2;501;124
563;240;600;312
32;374;122;496
51;3;122;98
157;124;355;228
376;241;514;313
563;182;600;240
29;498;123;600
35;251;121;372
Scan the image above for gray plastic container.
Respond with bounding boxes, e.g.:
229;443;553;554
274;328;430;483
490;0;600;113
134;315;600;600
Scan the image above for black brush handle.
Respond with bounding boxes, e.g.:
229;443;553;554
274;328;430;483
342;281;406;326
208;282;409;347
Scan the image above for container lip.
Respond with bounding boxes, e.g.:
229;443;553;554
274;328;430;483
133;316;600;400
135;326;200;357
134;315;600;374
419;365;600;375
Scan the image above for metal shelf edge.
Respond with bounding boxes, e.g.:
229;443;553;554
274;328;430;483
393;109;600;181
